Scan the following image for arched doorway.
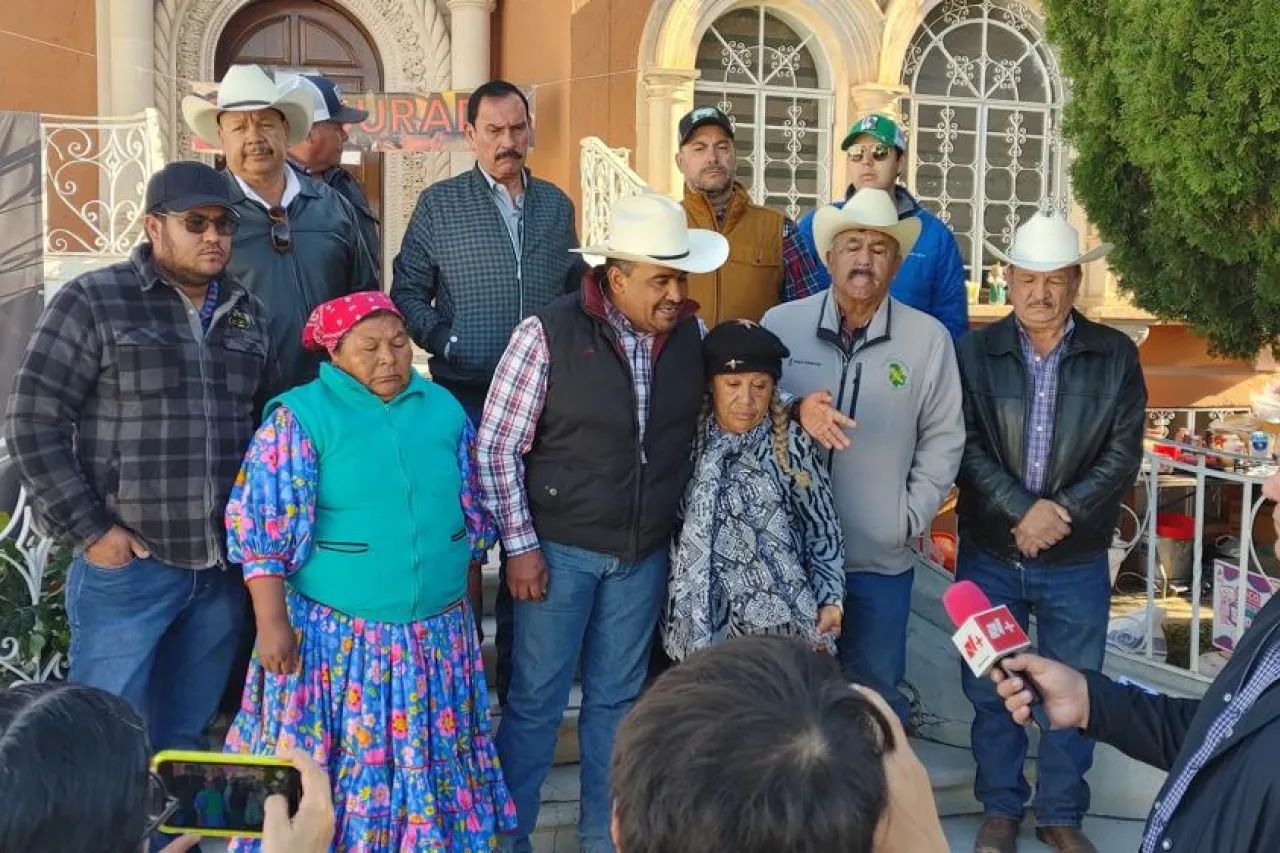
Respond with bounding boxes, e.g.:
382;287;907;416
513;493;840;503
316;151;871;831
215;0;384;252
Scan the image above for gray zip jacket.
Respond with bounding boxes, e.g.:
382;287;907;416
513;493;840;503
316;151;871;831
762;292;964;575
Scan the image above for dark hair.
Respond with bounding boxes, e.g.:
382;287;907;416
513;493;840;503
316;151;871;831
0;683;152;853
612;636;895;853
466;79;530;127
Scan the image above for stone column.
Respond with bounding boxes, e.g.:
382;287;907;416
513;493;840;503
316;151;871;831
107;0;155;115
447;0;496;175
639;68;699;197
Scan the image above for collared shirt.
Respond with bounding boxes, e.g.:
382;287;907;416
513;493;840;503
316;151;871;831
476;288;704;555
234;167;301;211
479;167;526;258
1018;316;1074;494
782;217;825;303
1141;642;1280;852
198;279;220;332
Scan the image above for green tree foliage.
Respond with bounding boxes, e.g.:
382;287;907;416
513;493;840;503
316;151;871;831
1042;0;1280;357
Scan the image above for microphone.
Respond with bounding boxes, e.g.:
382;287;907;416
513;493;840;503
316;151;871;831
942;580;1052;729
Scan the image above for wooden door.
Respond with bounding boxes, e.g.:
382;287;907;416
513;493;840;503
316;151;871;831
216;0;383;236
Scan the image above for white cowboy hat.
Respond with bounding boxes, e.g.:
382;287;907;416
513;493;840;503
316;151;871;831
984;213;1112;273
573;192;729;274
182;64;315;148
813;188;922;262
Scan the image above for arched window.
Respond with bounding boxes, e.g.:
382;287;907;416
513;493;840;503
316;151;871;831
694;6;833;220
901;0;1067;276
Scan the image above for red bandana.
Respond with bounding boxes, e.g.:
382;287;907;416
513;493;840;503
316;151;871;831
301;292;403;354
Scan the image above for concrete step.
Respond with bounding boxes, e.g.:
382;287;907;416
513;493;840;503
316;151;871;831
490;681;582;768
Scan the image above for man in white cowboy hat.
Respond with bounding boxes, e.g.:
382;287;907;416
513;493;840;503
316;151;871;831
954;213;1146;853
762;187;965;725
475;191;727;853
182;63;378;392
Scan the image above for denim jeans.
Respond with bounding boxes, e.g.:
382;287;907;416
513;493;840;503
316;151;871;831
65;553;245;752
496;541;668;853
836;568;915;725
956;542;1111;827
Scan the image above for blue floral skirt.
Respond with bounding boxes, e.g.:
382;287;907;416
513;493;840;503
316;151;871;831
225;589;516;852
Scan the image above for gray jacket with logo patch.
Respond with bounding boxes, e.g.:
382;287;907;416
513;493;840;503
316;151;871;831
762;292;964;575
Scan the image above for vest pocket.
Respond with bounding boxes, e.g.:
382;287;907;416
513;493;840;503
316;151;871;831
314;540;370;554
450;527;466;542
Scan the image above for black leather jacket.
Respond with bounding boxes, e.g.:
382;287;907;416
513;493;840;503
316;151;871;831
955;311;1147;564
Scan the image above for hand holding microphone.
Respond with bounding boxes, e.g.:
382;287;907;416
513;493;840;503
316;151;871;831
942;580;1059;729
991;654;1091;730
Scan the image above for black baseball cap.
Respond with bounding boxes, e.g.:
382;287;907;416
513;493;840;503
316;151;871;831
678;106;734;146
145;161;236;214
303;75;369;124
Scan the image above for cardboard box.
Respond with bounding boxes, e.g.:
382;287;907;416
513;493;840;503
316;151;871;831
1213;559;1280;651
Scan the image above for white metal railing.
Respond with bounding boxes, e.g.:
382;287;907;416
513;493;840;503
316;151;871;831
579;137;649;254
0;440;65;687
40;109;165;259
1109;439;1277;684
1147;407;1251;441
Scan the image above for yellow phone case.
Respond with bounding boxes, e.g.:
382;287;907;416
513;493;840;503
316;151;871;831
151;750;297;839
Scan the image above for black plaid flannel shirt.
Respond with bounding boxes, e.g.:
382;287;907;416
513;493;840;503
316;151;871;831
4;243;277;569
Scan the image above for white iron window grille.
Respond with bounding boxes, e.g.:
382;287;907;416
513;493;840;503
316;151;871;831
901;0;1068;278
694;6;833;221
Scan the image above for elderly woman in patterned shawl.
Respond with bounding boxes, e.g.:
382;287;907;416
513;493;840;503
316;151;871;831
663;319;845;662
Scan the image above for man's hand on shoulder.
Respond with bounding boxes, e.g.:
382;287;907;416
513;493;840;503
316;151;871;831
797;390;856;451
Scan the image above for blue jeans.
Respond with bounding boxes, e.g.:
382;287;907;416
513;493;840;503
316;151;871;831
496;541;668;853
66;553;245;752
956;543;1111;827
836;568;915;725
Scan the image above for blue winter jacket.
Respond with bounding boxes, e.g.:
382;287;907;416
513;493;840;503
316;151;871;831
796;185;969;340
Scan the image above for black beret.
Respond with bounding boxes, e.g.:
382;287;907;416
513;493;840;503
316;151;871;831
703;319;790;380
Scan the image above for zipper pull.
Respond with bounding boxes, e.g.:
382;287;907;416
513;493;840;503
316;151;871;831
641;447;648;465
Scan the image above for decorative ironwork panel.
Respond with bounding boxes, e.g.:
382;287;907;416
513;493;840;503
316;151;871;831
695;6;832;221
902;0;1066;277
41;109;166;259
579;138;648;254
0;442;68;688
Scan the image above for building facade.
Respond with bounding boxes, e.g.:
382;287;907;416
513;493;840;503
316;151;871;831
0;0;1270;407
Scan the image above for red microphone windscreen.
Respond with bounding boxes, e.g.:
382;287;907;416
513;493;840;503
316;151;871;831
942;580;993;628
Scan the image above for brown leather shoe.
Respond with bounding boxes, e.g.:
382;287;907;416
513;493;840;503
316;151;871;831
974;816;1020;853
1035;825;1098;853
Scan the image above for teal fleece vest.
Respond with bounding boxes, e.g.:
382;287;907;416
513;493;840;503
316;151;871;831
268;363;470;623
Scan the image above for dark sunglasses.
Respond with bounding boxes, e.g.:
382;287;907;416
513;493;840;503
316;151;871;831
163;212;238;236
847;143;894;163
144;771;179;837
268;206;292;254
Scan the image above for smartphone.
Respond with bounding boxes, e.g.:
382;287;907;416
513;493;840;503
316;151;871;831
151;750;302;838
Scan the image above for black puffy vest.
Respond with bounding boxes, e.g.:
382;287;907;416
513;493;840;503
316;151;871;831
525;289;704;561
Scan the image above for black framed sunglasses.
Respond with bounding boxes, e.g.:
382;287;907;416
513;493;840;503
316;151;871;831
268;205;292;254
163;212;238;236
847;143;894;163
144;771;179;837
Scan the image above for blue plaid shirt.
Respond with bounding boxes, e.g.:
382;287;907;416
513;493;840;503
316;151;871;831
1141;643;1280;852
1018;317;1073;494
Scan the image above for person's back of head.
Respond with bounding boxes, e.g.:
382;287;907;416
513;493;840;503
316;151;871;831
612;636;895;853
0;682;151;853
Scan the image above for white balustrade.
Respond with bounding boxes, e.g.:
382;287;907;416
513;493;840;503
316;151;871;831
579;137;649;261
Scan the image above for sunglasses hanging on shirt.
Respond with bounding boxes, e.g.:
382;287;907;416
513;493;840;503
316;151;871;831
268;206;292;254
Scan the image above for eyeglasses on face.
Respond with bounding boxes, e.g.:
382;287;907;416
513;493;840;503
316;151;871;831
847;143;894;163
143;771;179;838
268;206;292;254
162;212;238;236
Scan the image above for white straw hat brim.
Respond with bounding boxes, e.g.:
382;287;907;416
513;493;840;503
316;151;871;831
181;86;315;149
984;240;1112;272
573;228;729;274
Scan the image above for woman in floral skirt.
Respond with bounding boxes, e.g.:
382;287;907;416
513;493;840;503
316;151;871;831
223;292;516;851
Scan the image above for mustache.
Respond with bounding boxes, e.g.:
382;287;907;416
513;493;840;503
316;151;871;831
496;149;523;160
243;142;274;156
847;267;875;279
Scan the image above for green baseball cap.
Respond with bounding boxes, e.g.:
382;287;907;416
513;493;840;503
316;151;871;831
840;113;907;153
